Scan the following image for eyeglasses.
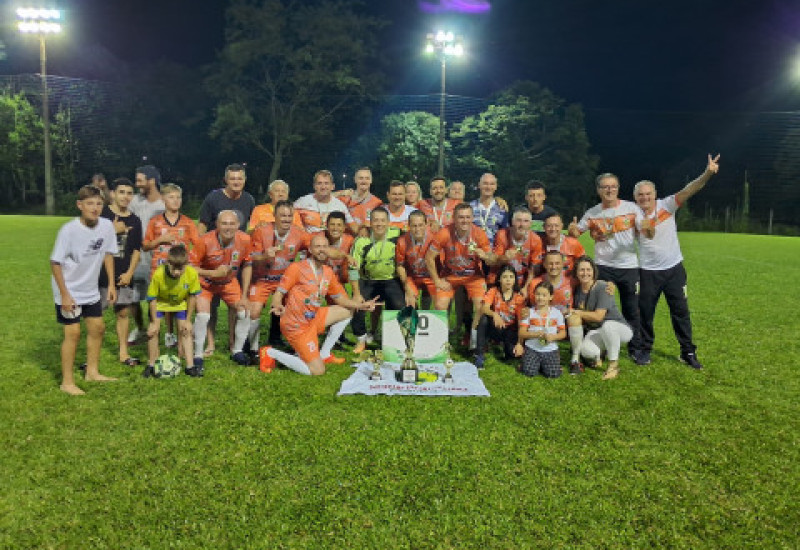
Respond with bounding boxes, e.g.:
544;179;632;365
599;185;619;190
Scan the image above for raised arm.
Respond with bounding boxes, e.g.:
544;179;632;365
675;154;720;205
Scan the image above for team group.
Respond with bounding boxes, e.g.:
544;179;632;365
50;155;720;394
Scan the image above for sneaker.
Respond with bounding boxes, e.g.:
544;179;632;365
164;332;177;348
602;364;619;380
473;355;485;370
248;350;260;366
323;354;346;365
364;333;375;345
185;357;204;378
142;365;155;378
679;351;703;370
634;351;651;366
127;328;140;345
569;360;584;375
231;352;250;366
353;337;367;355
259;346;276;373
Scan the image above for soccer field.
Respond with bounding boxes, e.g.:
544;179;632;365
1;215;798;549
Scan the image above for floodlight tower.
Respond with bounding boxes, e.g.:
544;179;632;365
425;31;464;177
17;8;63;216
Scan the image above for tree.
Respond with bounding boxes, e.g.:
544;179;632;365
451;81;599;215
206;0;385;184
0;90;43;207
375;111;445;185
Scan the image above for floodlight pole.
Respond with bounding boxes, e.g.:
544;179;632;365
438;55;447;177
40;34;54;216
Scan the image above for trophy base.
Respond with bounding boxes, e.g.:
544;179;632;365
396;369;418;384
369;371;382;381
443;374;454;384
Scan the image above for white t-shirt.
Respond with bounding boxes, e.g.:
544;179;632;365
577;200;640;269
636;195;683;271
387;204;415;227
294;194;354;233
51;218;118;305
520;307;565;353
129;194;165;279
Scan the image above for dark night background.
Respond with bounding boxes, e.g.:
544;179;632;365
2;0;800;226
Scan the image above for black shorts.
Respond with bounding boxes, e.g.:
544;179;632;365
55;301;103;325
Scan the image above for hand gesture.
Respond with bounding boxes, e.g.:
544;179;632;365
361;296;383;312
567;217;581;238
707;153;720;174
270;302;285;316
113;216;130;235
492;312;507;329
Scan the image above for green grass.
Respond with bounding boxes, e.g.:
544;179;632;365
1;215;798;549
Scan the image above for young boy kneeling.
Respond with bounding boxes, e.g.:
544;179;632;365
143;245;202;377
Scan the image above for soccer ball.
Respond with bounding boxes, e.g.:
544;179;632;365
154;354;182;379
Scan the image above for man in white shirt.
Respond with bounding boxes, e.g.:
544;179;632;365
294;169;358;234
569;173;644;363
634;154;720;369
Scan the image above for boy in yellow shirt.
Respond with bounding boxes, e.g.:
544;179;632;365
144;244;202;377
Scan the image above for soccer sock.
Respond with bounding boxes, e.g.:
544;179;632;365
568;326;584;362
232;314;250;354
248;319;261;352
320;318;350;359
268;347;311;375
193;312;211;358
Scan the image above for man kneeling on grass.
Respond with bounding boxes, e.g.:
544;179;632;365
51;184;119;395
260;234;382;376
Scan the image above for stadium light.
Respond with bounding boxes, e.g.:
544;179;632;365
17;7;63;216
425;30;465;176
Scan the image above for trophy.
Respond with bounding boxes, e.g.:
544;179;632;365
443;342;454;384
371;350;383;381
395;306;419;383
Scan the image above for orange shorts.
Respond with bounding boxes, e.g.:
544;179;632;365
282;307;330;363
439;275;487;301
406;277;437;301
248;280;279;305
200;278;242;306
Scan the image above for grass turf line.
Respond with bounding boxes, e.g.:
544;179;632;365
0;215;798;548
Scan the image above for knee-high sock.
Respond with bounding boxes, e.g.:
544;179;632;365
568;326;584;362
248;318;261;352
193;312;211;358
268;347;311;375
232;312;250;354
320;318;350;359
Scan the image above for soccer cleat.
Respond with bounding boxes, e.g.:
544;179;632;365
231;352;251;366
142;365;155;378
127;328;140;344
248;350;260;366
569;360;584;375
473;354;485;370
164;332;177;348
323;354;346;365
258;346;276;373
634;351;651;366
679;352;703;370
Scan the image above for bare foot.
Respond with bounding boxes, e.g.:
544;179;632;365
84;374;118;382
60;384;85;396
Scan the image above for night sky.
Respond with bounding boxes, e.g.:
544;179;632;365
3;0;800;111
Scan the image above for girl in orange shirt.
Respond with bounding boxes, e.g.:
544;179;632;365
474;265;525;369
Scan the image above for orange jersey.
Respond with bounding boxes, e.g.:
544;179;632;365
250;224;307;283
482;287;526;325
341;193;382;227
528;274;577;315
322;233;355;285
395;230;436;280
418;199;456;228
192;230;252;284
430;225;490;277
277;259;346;333
538;235;586;275
491;228;543;285
247;204;303;231
143;213;202;273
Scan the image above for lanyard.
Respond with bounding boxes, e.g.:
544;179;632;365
308;259;326;298
432;199;448;226
478;199;495;229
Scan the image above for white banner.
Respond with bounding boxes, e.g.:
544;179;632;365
337;361;490;397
